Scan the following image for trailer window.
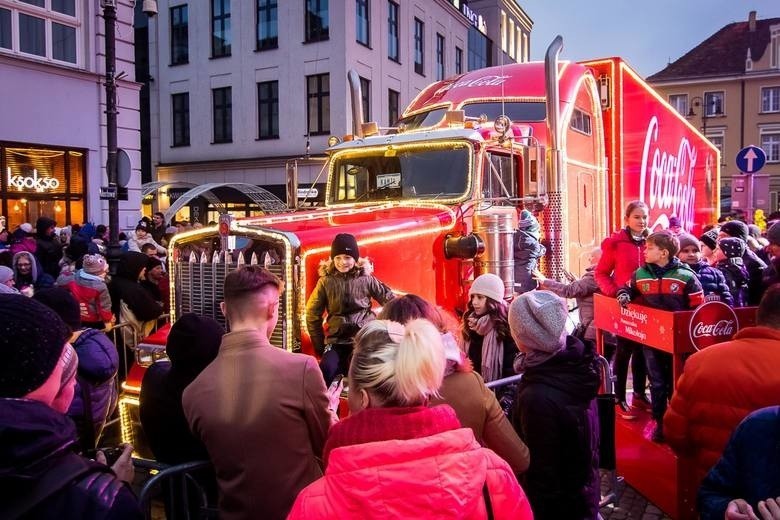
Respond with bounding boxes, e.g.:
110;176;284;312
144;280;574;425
330;145;470;203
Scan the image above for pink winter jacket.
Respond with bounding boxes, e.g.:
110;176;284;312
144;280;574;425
287;428;533;520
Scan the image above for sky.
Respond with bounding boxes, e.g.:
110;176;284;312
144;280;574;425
521;0;780;77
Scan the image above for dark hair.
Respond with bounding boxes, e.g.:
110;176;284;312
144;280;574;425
140;243;157;253
379;294;448;333
647;230;680;257
154;212;165;220
118;232;128;241
223;265;283;302
757;284;780;328
95;224;107;235
624;200;648;218
461;296;511;343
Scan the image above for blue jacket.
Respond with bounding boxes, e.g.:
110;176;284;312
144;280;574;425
68;328;119;451
513;229;546;294
714;259;749;308
698;406;780;520
688;260;733;306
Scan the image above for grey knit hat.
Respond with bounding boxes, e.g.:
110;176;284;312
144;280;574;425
677;233;700;252
508;290;568;353
768;221;780;246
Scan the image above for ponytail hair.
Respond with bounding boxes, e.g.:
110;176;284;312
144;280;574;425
350;319;445;407
624;200;648;218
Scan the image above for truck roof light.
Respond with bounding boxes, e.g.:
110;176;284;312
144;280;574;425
328;136;341;147
445;110;465;127
343;134;355;142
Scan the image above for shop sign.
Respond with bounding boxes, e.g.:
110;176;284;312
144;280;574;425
7;167;60;192
688;301;739;351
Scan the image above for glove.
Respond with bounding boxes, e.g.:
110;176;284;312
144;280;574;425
617;293;631;308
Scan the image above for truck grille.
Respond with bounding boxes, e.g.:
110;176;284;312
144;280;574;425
174;255;288;348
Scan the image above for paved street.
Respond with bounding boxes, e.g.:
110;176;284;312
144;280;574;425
600;471;673;520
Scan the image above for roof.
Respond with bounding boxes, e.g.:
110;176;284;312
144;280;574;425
647;16;780;82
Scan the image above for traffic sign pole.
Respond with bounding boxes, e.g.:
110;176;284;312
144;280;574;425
734;145;767;223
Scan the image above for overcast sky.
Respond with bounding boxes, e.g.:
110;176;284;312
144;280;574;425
521;0;780;77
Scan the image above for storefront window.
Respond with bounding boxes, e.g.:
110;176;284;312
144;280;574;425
1;143;87;229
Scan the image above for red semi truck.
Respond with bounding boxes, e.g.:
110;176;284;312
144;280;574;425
120;39;720;488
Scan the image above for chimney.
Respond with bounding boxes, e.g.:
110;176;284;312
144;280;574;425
749;10;757;32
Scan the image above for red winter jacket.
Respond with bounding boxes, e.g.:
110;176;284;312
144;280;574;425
289;406;532;520
664;326;780;481
595;228;646;297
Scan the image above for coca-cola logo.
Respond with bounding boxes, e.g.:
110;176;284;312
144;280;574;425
7;168;60;191
688;301;739;351
433;75;509;97
638;116;697;230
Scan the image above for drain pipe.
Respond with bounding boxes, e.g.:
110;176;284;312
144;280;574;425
543;36;567;281
347;70;364;137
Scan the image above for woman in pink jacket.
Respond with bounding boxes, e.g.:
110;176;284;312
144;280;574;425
288;319;532;520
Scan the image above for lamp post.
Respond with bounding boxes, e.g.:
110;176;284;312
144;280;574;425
101;0;156;272
688;95;722;137
102;0;120;271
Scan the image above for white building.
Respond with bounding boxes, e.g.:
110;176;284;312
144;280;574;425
147;0;532;222
0;0;142;232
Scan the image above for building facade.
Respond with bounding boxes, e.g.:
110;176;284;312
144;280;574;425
648;11;780;218
0;0;142;232
147;0;532;222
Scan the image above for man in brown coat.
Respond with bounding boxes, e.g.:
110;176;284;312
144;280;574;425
183;266;338;520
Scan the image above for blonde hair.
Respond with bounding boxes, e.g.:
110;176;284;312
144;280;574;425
350;319;445;407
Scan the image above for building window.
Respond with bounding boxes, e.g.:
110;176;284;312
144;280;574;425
360;77;371;122
305;0;329;42
761;86;780;113
669;94;688;116
306;74;330;135
508;19;515;59
705;131;725;164
523;33;528;61
455;46;463;74
436;33;445;80
468;26;490;71
387;1;399;62
170;5;188;65
761;130;780;162
570;109;592;135
356;0;369;46
388;88;399;126
0;3;79;65
257;81;279;139
413;18;424;75
704;91;724;116
500;11;507;52
212;87;232;143
771;27;779;68
211;0;231;58
256;0;278;50
171;93;190;147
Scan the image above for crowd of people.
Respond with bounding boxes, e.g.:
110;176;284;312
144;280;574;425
1;205;780;519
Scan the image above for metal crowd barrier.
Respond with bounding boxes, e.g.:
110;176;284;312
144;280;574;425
135;459;217;520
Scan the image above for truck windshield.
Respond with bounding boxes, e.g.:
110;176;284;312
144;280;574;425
398;101;546;129
329;144;471;204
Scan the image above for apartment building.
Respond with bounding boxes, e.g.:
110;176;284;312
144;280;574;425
648;11;780;217
0;0;142;231
147;0;532;222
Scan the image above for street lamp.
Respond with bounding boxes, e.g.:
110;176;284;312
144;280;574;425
101;0;157;272
688;95;723;137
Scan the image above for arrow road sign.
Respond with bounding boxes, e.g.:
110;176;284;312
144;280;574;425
735;145;766;174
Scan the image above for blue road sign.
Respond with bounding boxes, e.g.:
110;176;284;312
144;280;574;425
735;145;766;174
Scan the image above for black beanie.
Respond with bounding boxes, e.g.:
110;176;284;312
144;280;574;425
720;220;749;242
330;233;360;261
166;313;224;381
33;288;81;331
0;294;70;397
699;229;718;251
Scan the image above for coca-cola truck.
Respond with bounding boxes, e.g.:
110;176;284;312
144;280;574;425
119;38;719;451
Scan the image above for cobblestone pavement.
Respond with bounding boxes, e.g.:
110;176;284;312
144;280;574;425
600;470;673;520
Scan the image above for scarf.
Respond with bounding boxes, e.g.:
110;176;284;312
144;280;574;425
467;314;502;382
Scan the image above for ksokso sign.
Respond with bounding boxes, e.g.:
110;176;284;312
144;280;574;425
7;168;60;192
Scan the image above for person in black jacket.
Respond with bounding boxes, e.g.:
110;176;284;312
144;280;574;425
0;294;141;519
509;290;601;520
676;233;733;306
513;209;546;294
34;216;63;279
718;220;767;305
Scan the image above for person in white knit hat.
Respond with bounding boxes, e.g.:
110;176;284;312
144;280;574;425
508;289;601;520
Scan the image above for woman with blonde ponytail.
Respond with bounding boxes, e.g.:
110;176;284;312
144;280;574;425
287;319;533;520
